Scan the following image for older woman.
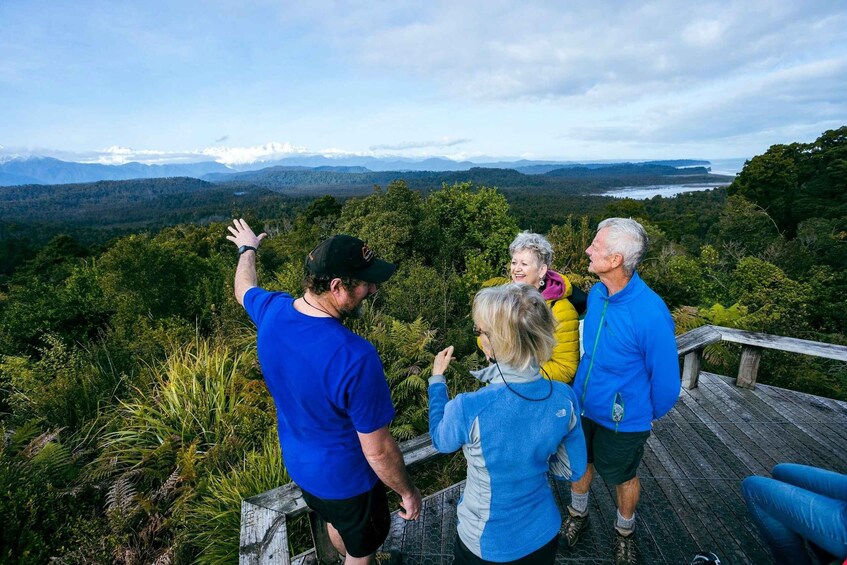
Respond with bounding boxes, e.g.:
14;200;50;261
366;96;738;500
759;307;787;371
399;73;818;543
482;231;582;383
429;283;587;564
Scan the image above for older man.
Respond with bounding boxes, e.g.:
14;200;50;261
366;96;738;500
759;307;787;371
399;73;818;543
561;218;680;565
227;219;421;565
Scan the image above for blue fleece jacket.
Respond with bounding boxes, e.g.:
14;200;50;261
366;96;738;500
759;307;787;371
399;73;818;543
428;364;587;561
573;271;680;432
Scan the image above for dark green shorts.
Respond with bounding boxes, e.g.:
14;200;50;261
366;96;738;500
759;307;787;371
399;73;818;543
582;416;651;485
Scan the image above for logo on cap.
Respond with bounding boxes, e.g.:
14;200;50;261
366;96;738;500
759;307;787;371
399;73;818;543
361;244;374;263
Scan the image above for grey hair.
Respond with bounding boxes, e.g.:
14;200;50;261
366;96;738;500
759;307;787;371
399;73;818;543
508;231;554;267
597;217;647;275
473;283;556;370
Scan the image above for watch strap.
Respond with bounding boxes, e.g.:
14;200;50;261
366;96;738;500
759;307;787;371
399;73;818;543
238;245;257;255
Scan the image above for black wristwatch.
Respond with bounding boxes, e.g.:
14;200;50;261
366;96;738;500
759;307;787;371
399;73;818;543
237;245;257;256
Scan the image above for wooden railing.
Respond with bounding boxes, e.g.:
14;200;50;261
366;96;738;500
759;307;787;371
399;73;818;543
239;325;847;564
678;325;847;389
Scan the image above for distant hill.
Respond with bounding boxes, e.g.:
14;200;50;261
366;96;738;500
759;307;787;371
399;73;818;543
545;163;710;177
204;163;726;194
0;157;233;186
516;160;710;175
226;155;478;172
0;171;41;185
0;177;276;229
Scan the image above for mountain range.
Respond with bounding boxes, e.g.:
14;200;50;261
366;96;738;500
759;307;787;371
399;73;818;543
0;155;714;187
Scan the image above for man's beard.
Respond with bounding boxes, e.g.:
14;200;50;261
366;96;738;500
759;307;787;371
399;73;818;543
338;301;364;320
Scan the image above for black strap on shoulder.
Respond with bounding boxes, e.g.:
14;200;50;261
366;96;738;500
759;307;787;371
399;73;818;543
569;286;588;316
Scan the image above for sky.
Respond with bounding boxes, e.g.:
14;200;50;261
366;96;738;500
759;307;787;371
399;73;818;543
1;1;845;166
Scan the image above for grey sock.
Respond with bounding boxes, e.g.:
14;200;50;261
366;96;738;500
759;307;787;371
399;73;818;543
569;490;589;516
615;509;636;534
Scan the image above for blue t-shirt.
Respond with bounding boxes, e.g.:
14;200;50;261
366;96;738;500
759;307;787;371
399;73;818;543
243;288;396;498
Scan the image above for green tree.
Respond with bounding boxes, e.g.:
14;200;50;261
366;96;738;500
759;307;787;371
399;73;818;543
711;195;783;260
729;257;812;335
336;180;425;265
419;181;518;275
729;143;801;236
546;215;593;275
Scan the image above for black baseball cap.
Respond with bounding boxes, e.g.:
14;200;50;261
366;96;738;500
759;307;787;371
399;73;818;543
306;234;396;283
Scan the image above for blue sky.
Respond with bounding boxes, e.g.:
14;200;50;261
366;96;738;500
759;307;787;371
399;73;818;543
1;1;845;166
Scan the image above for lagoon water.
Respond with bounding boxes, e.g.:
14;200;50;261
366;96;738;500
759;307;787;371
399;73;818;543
601;181;732;199
600;157;745;199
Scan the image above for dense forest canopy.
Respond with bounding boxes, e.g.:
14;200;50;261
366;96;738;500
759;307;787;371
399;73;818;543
0;127;844;563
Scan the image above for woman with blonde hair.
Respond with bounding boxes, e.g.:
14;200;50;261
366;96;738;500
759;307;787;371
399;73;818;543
481;231;583;383
429;283;587;564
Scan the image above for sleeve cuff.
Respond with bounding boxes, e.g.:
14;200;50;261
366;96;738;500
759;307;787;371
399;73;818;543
428;375;446;386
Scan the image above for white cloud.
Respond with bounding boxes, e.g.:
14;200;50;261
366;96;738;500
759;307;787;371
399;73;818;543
295;1;846;104
199;142;308;165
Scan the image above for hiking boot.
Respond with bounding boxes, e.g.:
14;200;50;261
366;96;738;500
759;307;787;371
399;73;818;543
374;550;402;565
559;510;589;547
613;530;638;565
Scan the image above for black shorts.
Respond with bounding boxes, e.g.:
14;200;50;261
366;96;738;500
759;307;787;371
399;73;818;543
582;416;650;485
301;481;390;558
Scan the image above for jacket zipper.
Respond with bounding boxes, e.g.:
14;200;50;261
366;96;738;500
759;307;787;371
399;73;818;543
580;299;609;415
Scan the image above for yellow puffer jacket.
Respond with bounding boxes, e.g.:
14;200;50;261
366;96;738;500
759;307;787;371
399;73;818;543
480;272;580;383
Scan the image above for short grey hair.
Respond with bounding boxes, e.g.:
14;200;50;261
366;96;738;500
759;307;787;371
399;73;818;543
473;283;556;370
508;231;553;267
597;218;647;275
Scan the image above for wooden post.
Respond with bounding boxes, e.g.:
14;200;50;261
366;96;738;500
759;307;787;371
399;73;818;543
681;349;702;389
736;345;762;389
310;510;342;564
239;499;290;564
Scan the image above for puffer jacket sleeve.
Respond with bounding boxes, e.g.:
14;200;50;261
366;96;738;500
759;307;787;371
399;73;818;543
542;297;580;383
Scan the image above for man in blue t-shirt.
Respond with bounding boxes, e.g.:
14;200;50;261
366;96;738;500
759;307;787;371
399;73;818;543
227;218;421;564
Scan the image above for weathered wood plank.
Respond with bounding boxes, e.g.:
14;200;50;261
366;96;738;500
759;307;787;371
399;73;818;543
240;499;291;565
693;373;788;469
675;324;722;356
662;404;771;562
736;346;762;389
714;375;840;469
752;385;847;470
640;433;723;553
398;434;440;466
681;350;702;389
716;327;847;361
675;387;769;476
631;477;693;564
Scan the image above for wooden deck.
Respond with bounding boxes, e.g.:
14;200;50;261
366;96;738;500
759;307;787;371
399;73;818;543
379;372;847;564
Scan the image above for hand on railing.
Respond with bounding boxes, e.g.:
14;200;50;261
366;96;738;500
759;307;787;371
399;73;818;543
398;485;422;521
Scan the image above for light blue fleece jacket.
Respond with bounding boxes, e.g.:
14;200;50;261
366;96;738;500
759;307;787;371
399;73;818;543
573;271;680;432
428;364;587;561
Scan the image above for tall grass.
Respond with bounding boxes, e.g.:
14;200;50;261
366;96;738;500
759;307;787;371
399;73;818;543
185;429;311;564
89;337;275;563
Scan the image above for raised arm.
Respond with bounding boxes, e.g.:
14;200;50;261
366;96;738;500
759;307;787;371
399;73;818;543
428;346;469;453
225;218;267;306
357;426;421;520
